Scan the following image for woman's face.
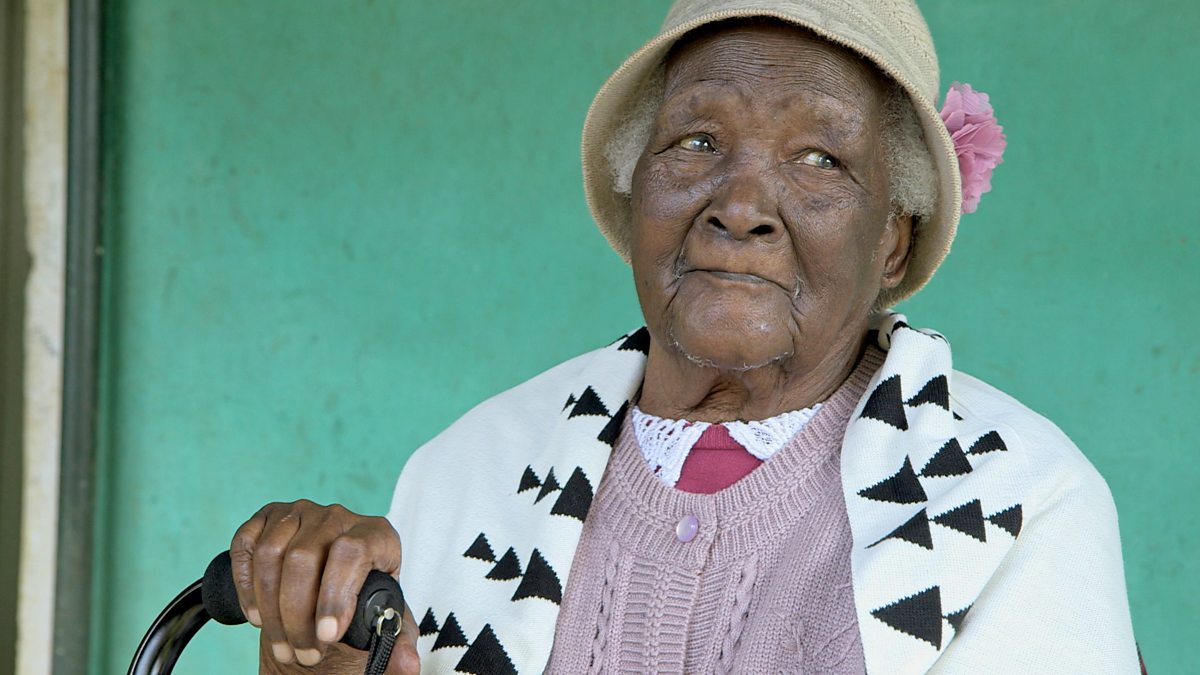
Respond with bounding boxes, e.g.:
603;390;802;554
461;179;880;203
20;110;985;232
630;22;910;373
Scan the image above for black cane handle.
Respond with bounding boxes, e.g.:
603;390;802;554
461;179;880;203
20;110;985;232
201;550;404;651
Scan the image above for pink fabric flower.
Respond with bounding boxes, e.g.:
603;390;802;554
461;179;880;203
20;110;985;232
939;82;1006;214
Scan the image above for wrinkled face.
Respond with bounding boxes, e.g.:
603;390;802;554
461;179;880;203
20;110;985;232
630;22;907;372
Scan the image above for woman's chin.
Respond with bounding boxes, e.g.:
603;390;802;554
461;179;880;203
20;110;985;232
666;315;794;372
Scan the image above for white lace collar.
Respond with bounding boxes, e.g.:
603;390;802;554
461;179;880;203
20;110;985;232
630;404;823;488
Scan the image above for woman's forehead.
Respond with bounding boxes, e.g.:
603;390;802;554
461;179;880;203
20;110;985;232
658;81;873;145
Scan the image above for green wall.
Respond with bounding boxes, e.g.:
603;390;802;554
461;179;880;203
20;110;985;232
98;1;1198;672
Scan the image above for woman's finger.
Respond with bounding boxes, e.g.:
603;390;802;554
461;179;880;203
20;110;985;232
229;504;271;627
314;516;402;645
252;505;304;665
387;603;421;675
278;507;337;666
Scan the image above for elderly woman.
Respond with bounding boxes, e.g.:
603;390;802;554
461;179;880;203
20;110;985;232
233;0;1138;673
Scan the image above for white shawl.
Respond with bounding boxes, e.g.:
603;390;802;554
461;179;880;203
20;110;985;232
387;314;1137;674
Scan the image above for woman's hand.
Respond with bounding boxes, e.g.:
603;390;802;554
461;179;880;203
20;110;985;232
229;499;421;674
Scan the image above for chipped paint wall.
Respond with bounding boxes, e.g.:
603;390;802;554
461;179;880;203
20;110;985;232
96;1;1199;673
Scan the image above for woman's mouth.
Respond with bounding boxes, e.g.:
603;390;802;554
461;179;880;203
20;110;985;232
704;269;768;283
686;268;794;295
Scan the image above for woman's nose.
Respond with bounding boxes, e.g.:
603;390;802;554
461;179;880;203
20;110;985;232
698;170;784;243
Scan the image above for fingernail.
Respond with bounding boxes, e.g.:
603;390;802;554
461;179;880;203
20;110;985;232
295;648;321;666
246;607;262;627
316;616;339;642
271;642;294;664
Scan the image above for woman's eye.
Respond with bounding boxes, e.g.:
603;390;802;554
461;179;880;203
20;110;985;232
799;150;840;170
678;135;716;153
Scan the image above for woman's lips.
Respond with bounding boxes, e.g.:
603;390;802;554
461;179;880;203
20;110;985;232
686;268;792;294
704;269;769;284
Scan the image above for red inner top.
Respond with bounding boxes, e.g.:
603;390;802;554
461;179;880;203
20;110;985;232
673;424;763;494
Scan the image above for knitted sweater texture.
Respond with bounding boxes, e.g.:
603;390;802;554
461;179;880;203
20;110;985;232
545;347;883;673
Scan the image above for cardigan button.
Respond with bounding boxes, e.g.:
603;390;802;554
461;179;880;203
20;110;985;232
675;514;699;543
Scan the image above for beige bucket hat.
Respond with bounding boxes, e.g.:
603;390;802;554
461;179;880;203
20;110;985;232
581;0;962;306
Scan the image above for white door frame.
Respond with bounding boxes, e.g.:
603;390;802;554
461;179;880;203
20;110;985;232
11;0;85;673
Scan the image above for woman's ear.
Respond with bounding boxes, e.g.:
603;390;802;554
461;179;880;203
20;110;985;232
879;212;914;290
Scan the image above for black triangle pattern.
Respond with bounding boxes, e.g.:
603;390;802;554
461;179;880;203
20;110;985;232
617;327;650;355
952;410;964;421
431;612;468;651
561;394;576;412
967;430;1007;455
455;624;518;675
418;607;439;636
919;439;973;478
535;467;561;503
550;467;593;522
486;548;523;581
945;604;971;633
597;400;629;447
858;456;927;504
868;508;932;550
517;465;541;494
568;386;610;419
987;504;1023;537
860;374;909;430
463;533;496;562
932;499;987;542
905;374;950;411
511;548;563;604
871;586;942;648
